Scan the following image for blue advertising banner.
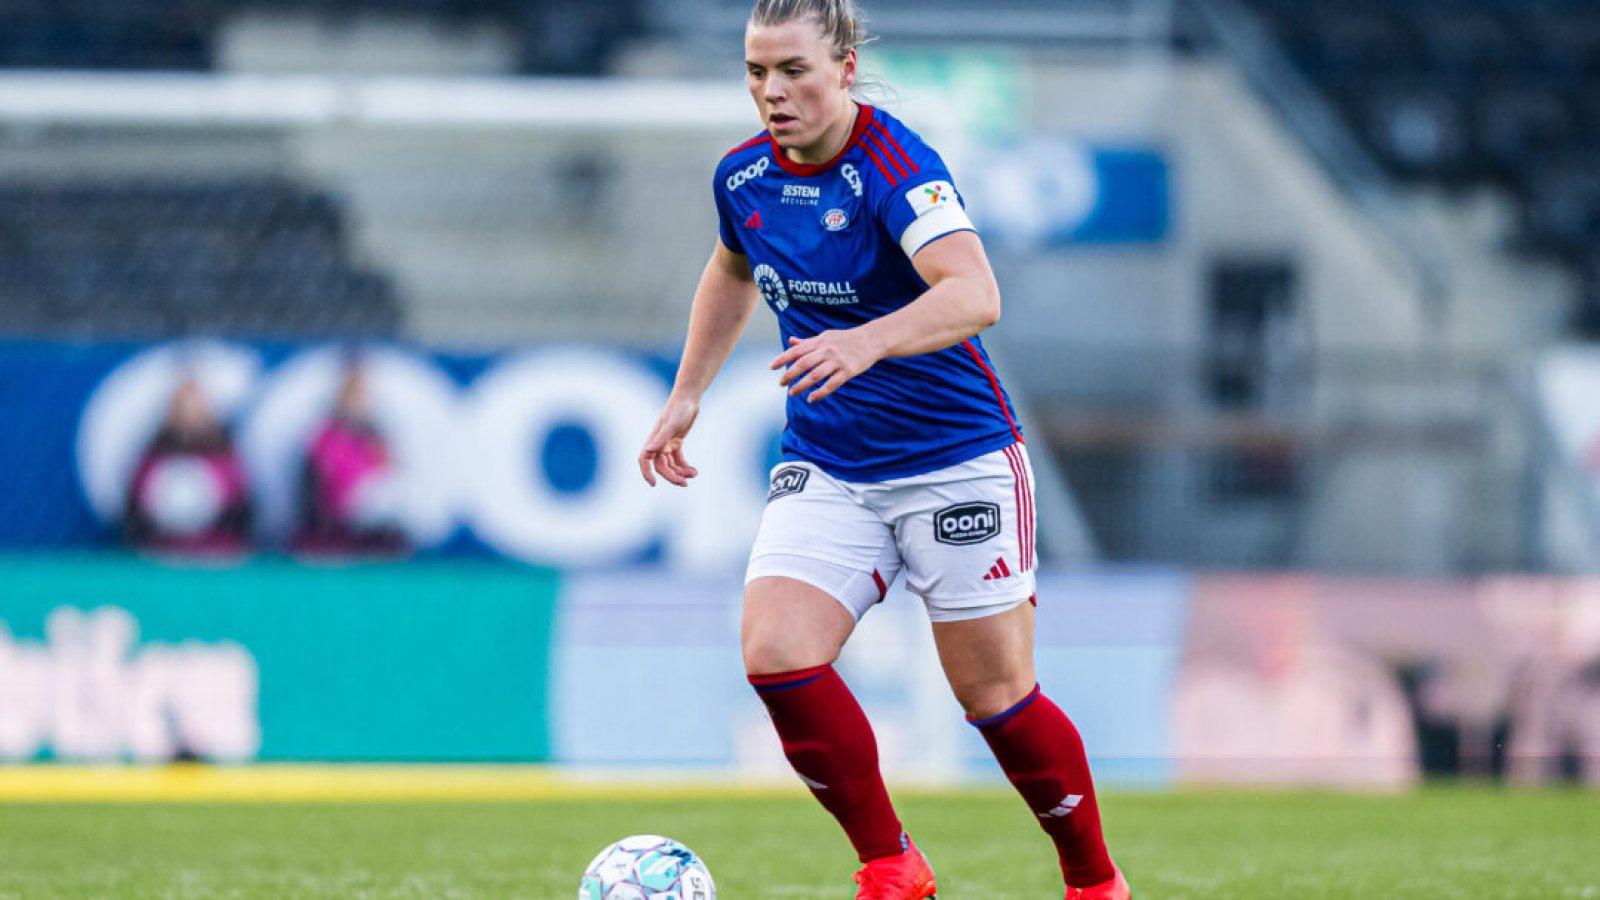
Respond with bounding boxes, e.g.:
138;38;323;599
0;339;788;569
960;140;1170;249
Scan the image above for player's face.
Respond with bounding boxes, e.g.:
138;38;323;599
744;17;857;164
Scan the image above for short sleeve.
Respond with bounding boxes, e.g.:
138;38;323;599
873;153;976;260
712;169;745;256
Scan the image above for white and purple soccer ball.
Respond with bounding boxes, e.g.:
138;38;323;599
579;835;716;900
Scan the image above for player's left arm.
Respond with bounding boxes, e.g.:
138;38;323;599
773;231;1000;402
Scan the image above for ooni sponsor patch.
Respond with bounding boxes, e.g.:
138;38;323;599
767;465;810;502
934;501;1000;545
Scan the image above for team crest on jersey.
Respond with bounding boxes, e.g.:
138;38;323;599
753;263;790;312
906;180;958;217
767;465;810;502
822;208;849;231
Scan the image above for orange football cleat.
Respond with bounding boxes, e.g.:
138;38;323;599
1065;865;1131;900
852;837;938;900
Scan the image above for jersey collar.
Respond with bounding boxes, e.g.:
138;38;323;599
769;103;876;177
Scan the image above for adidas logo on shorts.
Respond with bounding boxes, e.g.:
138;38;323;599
981;557;1013;581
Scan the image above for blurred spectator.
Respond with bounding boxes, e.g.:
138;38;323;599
123;375;252;556
292;357;408;557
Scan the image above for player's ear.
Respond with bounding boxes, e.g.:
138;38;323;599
840;49;857;90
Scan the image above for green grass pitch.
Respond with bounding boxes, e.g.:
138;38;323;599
1;787;1595;898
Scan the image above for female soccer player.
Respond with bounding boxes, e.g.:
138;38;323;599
638;2;1130;897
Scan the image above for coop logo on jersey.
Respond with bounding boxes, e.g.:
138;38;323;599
767;465;810;501
753;263;790;312
906;180;958;217
841;163;863;198
934;501;1000;545
822;208;849;231
726;156;771;192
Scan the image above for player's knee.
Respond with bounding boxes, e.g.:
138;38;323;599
951;675;1035;721
742;630;837;676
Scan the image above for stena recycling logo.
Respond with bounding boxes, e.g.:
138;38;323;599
77;341;789;571
725;156;770;192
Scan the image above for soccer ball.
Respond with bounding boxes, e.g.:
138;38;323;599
578;834;716;900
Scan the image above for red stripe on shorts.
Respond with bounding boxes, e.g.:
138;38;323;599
1004;443;1034;572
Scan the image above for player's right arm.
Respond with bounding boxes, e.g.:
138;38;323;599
638;239;759;487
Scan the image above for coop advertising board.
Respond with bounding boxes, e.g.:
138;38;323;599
0;555;558;762
0;339;787;570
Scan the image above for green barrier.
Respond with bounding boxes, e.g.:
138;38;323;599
0;554;559;762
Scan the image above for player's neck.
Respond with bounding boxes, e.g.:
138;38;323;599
785;100;859;167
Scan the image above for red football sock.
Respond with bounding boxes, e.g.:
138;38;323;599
970;685;1116;888
749;664;906;862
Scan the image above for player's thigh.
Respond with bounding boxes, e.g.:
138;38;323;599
887;444;1037;623
743;462;903;673
930;600;1036;720
741;576;858;674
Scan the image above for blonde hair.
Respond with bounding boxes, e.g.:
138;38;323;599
748;0;871;62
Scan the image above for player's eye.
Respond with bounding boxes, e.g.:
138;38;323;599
785;67;805;77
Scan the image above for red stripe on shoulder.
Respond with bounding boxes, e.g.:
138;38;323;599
869;120;920;175
861;143;898;185
865;131;909;181
723;133;772;158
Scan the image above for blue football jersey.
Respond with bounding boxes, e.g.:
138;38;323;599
713;104;1023;482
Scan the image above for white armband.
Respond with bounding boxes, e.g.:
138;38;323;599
898;179;976;258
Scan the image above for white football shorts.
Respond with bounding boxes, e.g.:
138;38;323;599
745;443;1037;623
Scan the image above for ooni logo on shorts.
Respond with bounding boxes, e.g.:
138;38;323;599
934;502;1000;545
767;465;809;502
725;156;770;191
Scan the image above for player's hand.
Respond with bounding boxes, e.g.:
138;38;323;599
638;395;701;487
771;331;879;403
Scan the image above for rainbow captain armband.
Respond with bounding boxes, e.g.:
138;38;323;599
898;179;975;258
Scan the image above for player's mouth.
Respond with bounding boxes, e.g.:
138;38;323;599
769;112;797;130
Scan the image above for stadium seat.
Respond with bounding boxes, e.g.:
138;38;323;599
1336;76;1473;181
1517;156;1600;260
0;178;400;340
1474;82;1580;183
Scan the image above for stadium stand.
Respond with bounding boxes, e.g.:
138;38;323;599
1239;0;1600;281
0;179;399;339
0;0;217;70
0;0;647;76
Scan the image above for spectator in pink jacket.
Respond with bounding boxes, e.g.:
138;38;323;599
293;358;407;557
